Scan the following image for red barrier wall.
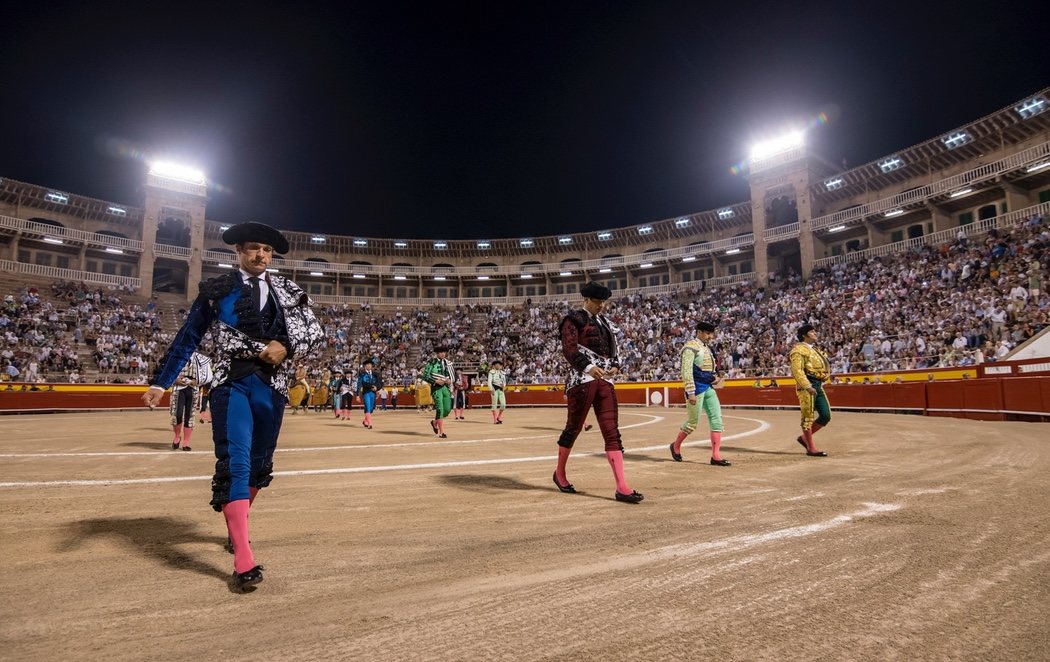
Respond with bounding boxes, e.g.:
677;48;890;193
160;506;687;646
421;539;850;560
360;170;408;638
3;367;1049;420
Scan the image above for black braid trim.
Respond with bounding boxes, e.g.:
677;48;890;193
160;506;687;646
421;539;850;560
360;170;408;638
251;461;275;489
209;459;231;512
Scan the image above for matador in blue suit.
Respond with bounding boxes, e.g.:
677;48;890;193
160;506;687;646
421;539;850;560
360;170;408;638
143;222;324;592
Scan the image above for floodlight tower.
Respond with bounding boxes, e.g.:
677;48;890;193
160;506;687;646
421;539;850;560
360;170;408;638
140;163;208;301
746;131;829;283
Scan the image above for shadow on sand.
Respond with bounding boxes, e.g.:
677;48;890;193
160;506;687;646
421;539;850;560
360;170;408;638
58;516;230;585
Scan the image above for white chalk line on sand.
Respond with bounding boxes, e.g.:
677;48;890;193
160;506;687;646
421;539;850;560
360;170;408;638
0;412;665;458
0;415;770;488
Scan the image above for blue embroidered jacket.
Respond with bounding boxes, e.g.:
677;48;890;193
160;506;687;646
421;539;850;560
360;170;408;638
150;272;325;398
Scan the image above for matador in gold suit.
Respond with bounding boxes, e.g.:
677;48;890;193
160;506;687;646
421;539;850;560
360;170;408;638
789;324;831;457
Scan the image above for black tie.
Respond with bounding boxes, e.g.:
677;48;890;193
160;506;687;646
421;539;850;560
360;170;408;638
249;276;261;311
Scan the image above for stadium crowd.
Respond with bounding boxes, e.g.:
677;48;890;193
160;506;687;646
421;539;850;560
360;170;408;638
2;213;1047;386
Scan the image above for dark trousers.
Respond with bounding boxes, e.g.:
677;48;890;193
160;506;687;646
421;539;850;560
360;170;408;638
173;388;194;426
558;379;622;452
207;374;287;510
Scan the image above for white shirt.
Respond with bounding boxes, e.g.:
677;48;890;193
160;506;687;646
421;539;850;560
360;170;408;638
239;268;271;311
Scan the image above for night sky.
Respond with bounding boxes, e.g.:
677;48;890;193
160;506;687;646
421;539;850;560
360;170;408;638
1;2;1047;240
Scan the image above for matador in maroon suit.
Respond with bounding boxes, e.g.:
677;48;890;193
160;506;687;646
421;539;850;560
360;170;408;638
553;282;643;504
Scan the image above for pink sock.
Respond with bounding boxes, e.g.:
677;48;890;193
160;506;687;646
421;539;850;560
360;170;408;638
556;446;571;484
606;451;632;494
437;418;446;435
802;429;816;452
222;499;255;572
364;413;372;426
172;424;183;443
672;430;688;453
811;422;824;436
182;427;193;445
497;411;503;422
492;410;498;422
710;431;723;461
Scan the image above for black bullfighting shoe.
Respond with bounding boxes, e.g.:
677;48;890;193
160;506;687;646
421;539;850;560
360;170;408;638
182;445;192;452
553;472;577;494
806;450;828;457
430;420;439;434
796;435;807;451
710;458;731;466
171;441;180;450
615;490;644;504
230;565;264;592
583;424;593;432
669;443;683;462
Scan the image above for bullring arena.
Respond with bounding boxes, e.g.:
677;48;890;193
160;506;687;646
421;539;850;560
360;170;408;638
2;86;1050;661
2;404;1049;660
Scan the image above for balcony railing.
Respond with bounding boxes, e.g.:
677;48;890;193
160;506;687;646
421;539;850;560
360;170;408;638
201;235;758;279
153;243;192;258
812;201;1050;269
0;214;144;251
762;223;800;242
0;259;141;289
812;140;1050;232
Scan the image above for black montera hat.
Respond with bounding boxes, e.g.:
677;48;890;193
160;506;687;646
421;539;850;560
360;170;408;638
222;222;290;254
697;321;716;332
491;358;503;365
433;344;450;353
797;324;815;341
580;281;612;300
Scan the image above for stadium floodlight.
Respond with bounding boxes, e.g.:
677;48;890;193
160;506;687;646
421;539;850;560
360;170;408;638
949;188;974;198
311;236;326;243
942;132;972;149
46;191;69;204
638;225;654;235
352;274;366;279
824;178;844;191
108;206;127;216
353;239;367;247
878;157;904;173
725;248;741;255
477;241;490;249
218;262;233;268
266;268;279;273
149;161;205;184
309;271;324;276
559;271;572;276
105;247;124;254
598;267;612;273
393;275;407;281
43;237;63;244
717;208;735;219
596;231;612;240
394;241;408;248
829;225;847;233
675;218;691;228
1015;95;1048;120
1027;161;1050;173
682;256;696;262
478;275;490;280
434;276;446;281
520;274;533;279
749;131;804;162
884;209;905;217
434;242;447;249
519;239;534;247
639;262;653;268
558;236;573;244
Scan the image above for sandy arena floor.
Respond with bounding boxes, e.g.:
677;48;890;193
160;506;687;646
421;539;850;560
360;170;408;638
1;406;1048;661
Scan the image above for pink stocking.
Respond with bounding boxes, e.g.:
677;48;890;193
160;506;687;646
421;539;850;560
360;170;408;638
222;499;255;573
605;450;632;494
